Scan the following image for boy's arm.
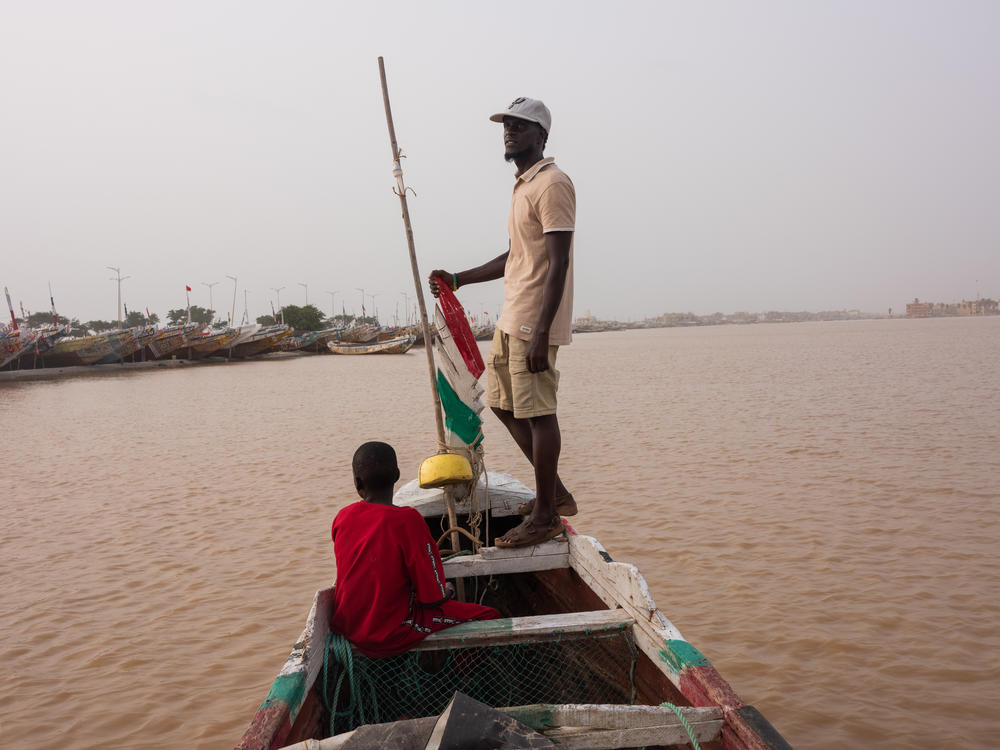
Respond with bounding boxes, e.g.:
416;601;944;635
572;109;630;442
401;509;452;605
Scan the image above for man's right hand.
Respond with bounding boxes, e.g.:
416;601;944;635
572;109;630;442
428;270;451;298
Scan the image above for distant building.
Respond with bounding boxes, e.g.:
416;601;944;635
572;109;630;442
906;297;998;317
906;300;933;318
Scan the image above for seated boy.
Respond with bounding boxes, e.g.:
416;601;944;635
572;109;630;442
330;441;499;658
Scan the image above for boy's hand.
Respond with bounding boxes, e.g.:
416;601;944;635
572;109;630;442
444;581;456;600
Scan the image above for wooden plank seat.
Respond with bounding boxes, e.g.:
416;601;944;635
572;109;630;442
441;538;569;578
344;605;633;656
280;704;723;750
412;608;635;651
503;703;725;748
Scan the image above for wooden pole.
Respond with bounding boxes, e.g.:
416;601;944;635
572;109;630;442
377;57;465;593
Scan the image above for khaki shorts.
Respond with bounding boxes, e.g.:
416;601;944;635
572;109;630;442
487;329;560;418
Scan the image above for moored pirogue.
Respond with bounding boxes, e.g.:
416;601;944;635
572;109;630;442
325;333;415;355
1;328;41;369
235;474;791;750
227;324;293;358
39;330;120;367
186;327;240;359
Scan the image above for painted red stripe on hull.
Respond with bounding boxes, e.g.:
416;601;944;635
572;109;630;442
680;664;745;710
234;703;292;750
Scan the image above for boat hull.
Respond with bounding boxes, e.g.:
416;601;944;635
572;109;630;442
326;334;415;355
185;329;240;359
145;323;204;359
235;473;790;750
93;330;141;365
333;325;378;344
1;329;40;369
39;332;118;367
227;326;292;358
279;328;341;353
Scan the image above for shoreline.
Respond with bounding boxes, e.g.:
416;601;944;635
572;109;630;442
0;352;308;383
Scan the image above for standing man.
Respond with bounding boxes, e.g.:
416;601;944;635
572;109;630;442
429;97;576;548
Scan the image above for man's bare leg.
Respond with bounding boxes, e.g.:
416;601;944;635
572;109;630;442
525;413;561;526
490;407;570;499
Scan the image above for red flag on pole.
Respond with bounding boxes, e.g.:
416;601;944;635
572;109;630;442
186;285;192;292
434;276;485;379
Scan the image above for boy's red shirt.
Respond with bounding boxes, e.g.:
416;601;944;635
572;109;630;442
330;501;497;658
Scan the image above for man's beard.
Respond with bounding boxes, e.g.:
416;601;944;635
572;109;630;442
504;147;531;163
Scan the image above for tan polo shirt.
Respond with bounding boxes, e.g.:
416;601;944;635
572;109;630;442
497;157;575;346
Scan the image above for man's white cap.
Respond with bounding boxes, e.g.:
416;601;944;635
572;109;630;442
489;97;551;133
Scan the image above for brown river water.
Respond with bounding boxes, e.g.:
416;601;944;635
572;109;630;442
2;317;998;749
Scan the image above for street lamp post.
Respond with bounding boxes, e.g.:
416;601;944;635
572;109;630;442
107;266;130;329
202;281;219;324
326;291;337;319
226;275;238;325
298;282;308;305
355;287;365;320
271;286;285;324
400;292;411;325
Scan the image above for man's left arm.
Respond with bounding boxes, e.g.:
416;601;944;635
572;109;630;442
527;230;572;372
401;510;452;605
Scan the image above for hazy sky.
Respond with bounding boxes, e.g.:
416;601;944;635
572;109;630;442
2;1;998;324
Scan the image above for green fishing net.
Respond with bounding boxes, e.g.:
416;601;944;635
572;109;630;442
321;626;638;735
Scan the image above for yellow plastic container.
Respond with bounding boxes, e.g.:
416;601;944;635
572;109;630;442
418;452;474;488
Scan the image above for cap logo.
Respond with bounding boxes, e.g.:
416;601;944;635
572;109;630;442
508;97;526;109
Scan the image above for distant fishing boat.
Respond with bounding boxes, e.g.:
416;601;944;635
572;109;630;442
228;324;292;358
216;324;260;358
9;327;61;369
326;334;415;355
93;329;141;365
186;328;240;359
278;327;342;353
145;322;204;359
125;326;161;362
333;324;379;344
278;330;321;352
32;326;67;355
472;322;496;341
39;331;119;367
0;328;41;369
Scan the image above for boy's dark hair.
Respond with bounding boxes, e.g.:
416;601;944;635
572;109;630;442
352;441;399;491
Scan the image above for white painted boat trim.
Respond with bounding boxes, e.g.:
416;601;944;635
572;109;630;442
394;471;532;516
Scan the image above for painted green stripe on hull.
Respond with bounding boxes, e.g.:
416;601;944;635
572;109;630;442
258;671;306;719
659;639;712;674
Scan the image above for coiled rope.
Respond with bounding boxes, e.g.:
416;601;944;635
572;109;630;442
322;632;386;736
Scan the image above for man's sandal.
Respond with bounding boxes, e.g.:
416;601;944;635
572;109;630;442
516;493;578;518
494;517;566;548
